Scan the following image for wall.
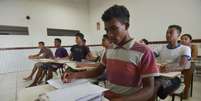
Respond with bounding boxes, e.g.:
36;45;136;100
0;0;90;48
89;0;201;44
0;0;91;73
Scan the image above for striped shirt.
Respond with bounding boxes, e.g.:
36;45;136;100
101;39;159;93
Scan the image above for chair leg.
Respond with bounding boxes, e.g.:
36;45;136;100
59;68;63;77
190;74;193;97
172;95;175;101
180;93;183;101
44;70;48;82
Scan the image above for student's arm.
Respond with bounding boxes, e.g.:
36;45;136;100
161;47;191;72
161;56;190;72
68;53;73;60
86;52;96;61
191;45;198;60
68;47;73;60
77;63;99;68
62;63;105;83
28;52;42;59
111;77;154;101
84;46;96;61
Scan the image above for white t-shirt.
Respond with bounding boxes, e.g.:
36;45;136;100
155;44;191;69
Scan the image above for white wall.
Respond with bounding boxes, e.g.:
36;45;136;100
1;0;200;46
89;0;201;44
0;0;90;48
0;0;91;73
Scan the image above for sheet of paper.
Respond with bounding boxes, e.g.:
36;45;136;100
54;59;74;64
160;72;181;78
47;79;90;89
46;82;108;101
75;93;102;101
66;62;97;71
31;58;55;63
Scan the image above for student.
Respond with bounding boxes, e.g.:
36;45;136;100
24;41;53;81
62;5;159;101
180;34;197;99
45;38;68;81
139;38;149;45
181;34;198;60
27;38;68;87
77;34;112;71
69;33;94;62
101;34;113;55
83;39;86;46
154;25;191;99
155;25;191;72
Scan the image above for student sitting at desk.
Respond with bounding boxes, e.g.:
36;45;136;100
77;34;112;83
24;41;54;81
181;34;198;60
180;34;198;99
69;32;94;62
62;5;159;101
27;38;68;87
77;34;112;67
153;25;191;99
155;25;191;72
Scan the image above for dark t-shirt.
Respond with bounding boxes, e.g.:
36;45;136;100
70;45;90;62
39;47;54;58
55;47;68;58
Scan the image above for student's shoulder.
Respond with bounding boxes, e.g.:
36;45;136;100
130;42;152;53
180;44;191;50
71;44;78;48
45;47;52;51
60;47;67;50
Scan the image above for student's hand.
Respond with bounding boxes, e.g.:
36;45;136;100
61;72;77;83
160;65;169;73
28;55;34;59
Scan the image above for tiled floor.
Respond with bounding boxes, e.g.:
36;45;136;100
0;71;201;101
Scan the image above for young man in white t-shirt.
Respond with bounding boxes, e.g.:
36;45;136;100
153;25;191;99
155;25;191;72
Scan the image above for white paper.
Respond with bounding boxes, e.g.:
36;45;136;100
47;79;90;89
46;82;108;101
31;59;55;63
160;72;181;78
66;62;97;71
75;93;102;101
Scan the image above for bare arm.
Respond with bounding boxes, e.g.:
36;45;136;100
161;56;190;72
62;64;105;83
86;52;97;61
77;63;99;68
68;53;73;60
28;53;42;59
191;45;198;60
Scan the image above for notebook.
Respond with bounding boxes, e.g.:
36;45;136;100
47;79;90;89
46;81;108;101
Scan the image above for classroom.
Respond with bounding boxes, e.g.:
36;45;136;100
0;0;201;101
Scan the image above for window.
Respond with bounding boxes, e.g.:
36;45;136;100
47;28;80;36
0;25;29;35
